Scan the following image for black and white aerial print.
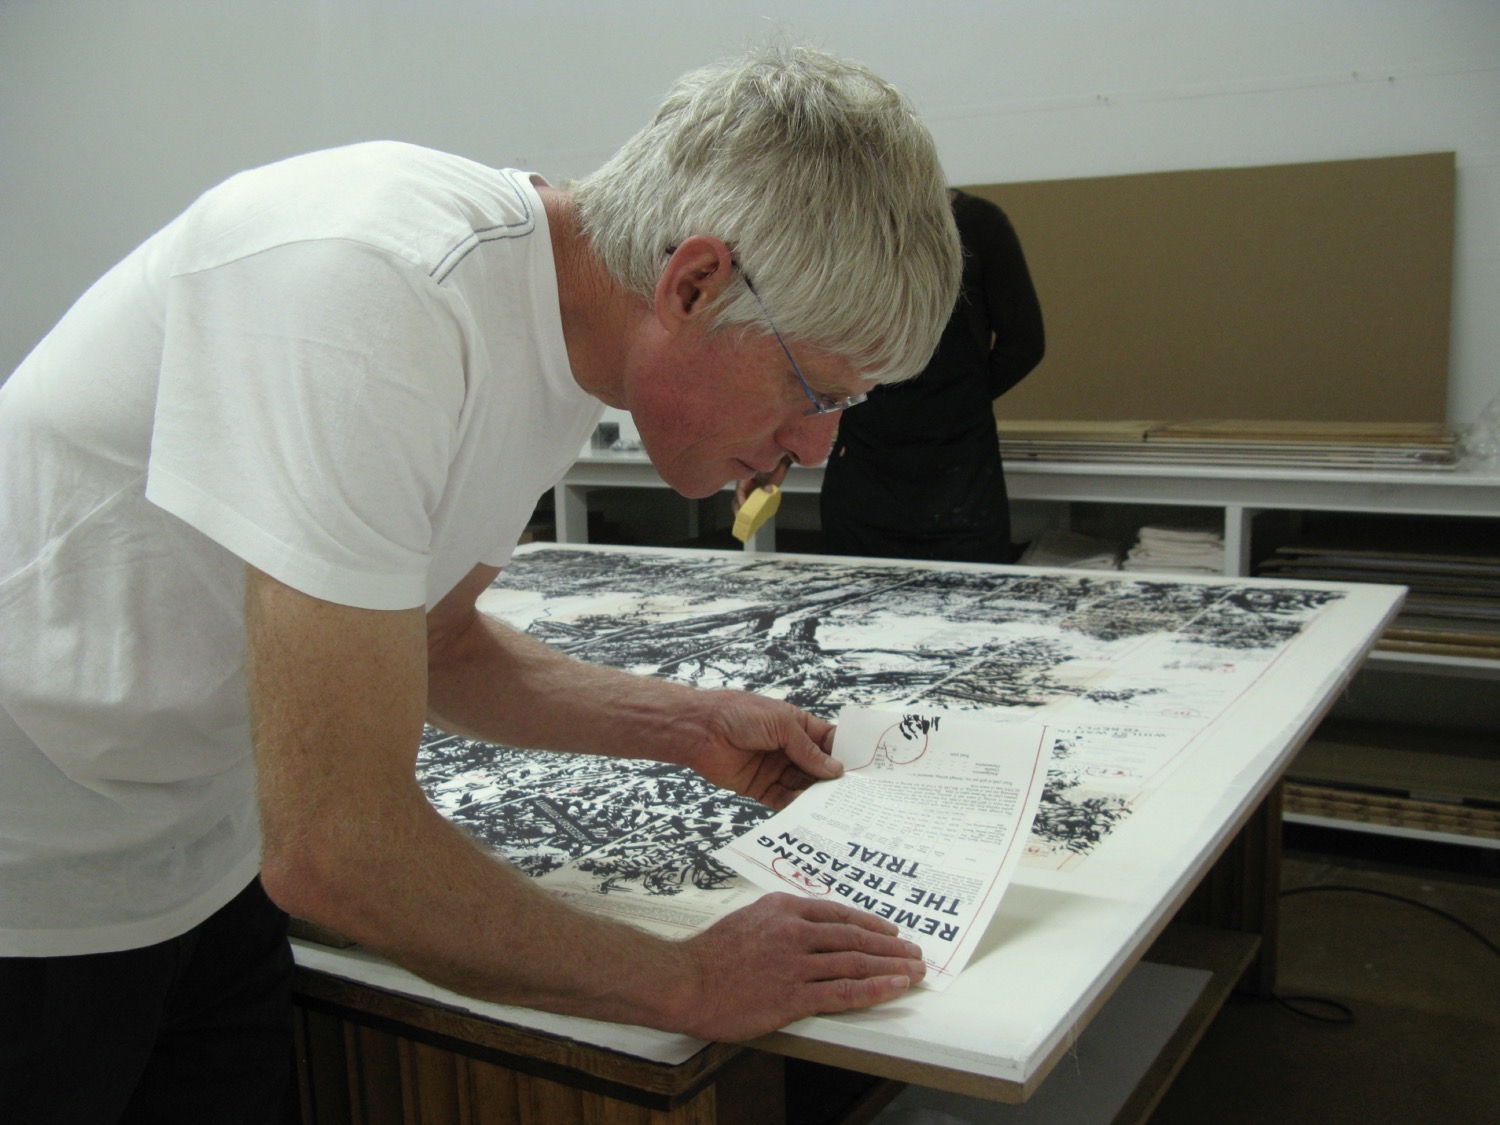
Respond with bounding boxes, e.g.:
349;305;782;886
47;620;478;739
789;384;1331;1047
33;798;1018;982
416;547;1346;909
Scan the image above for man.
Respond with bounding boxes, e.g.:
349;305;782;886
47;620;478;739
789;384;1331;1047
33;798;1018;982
0;46;960;1120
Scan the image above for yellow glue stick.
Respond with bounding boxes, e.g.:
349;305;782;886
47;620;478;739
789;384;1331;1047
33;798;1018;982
732;485;781;543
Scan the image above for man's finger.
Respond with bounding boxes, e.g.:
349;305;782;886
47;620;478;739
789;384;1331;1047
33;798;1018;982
788;900;925;962
776;716;843;781
804;921;925;962
801;972;916;1016
762;455;792;489
804;949;927;987
731;479;754;513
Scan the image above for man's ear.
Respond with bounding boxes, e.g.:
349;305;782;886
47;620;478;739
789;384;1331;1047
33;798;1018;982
654;236;736;330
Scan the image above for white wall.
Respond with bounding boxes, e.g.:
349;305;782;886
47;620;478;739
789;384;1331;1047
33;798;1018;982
4;0;1497;422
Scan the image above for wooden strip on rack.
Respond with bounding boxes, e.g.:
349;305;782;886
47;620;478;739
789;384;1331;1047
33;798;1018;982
1284;783;1500;840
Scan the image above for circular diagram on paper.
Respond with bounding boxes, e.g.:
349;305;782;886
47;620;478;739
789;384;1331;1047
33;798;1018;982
876;719;930;766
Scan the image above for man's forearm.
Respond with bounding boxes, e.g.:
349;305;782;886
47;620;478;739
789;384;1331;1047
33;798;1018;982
266;775;699;1030
425;608;701;764
247;566;701;1027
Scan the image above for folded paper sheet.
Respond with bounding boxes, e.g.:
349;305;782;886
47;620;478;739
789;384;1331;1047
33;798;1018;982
716;706;1048;990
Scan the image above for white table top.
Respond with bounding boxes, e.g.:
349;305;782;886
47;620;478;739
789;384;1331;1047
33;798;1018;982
294;544;1404;1097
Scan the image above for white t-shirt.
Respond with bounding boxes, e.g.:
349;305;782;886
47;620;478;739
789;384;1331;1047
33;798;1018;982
0;142;603;955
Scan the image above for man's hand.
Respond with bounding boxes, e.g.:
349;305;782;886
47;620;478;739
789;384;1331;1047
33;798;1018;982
669;690;841;809
731;456;792;515
672;893;925;1041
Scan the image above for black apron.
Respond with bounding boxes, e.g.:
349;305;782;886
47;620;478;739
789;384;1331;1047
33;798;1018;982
820;311;1014;564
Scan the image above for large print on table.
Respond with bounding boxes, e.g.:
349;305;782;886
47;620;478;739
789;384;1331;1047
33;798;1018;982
417;546;1344;932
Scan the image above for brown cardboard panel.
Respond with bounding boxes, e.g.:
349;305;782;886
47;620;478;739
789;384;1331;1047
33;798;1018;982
967;153;1455;422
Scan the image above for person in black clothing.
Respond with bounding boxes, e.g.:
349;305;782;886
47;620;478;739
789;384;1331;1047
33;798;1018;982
818;189;1044;563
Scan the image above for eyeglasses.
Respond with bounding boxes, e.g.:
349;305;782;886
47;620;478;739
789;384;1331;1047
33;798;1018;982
663;246;867;416
741;277;867;416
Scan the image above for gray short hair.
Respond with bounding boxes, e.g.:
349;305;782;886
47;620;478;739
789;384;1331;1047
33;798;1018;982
571;46;960;384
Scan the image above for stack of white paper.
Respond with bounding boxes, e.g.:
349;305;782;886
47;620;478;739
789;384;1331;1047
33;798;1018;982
1018;530;1126;571
1122;525;1225;575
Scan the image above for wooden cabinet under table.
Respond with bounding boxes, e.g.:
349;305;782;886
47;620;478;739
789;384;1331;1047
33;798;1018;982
289;543;1399;1123
291;793;1276;1125
292;966;775;1124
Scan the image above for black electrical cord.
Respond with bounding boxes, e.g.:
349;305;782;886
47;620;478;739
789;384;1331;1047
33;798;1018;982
1270;991;1354;1024
1267;882;1500;1024
1283;883;1500;958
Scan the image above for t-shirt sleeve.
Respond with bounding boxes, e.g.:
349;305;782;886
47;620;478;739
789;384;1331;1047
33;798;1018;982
145;240;466;610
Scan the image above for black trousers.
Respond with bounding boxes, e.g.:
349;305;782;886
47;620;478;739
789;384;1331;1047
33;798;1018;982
0;878;297;1125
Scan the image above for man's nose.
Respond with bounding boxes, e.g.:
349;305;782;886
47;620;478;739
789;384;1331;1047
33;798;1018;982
774;410;842;468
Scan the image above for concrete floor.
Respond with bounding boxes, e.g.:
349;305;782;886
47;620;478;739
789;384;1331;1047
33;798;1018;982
1150;825;1500;1124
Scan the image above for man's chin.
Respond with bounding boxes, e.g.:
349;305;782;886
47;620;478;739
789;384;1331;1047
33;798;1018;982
645;449;742;499
650;462;728;500
674;478;728;500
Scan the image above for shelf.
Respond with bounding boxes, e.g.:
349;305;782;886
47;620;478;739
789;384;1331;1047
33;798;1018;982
1284;718;1500;848
1283;810;1500;851
1004;459;1500;520
1365;648;1500;680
